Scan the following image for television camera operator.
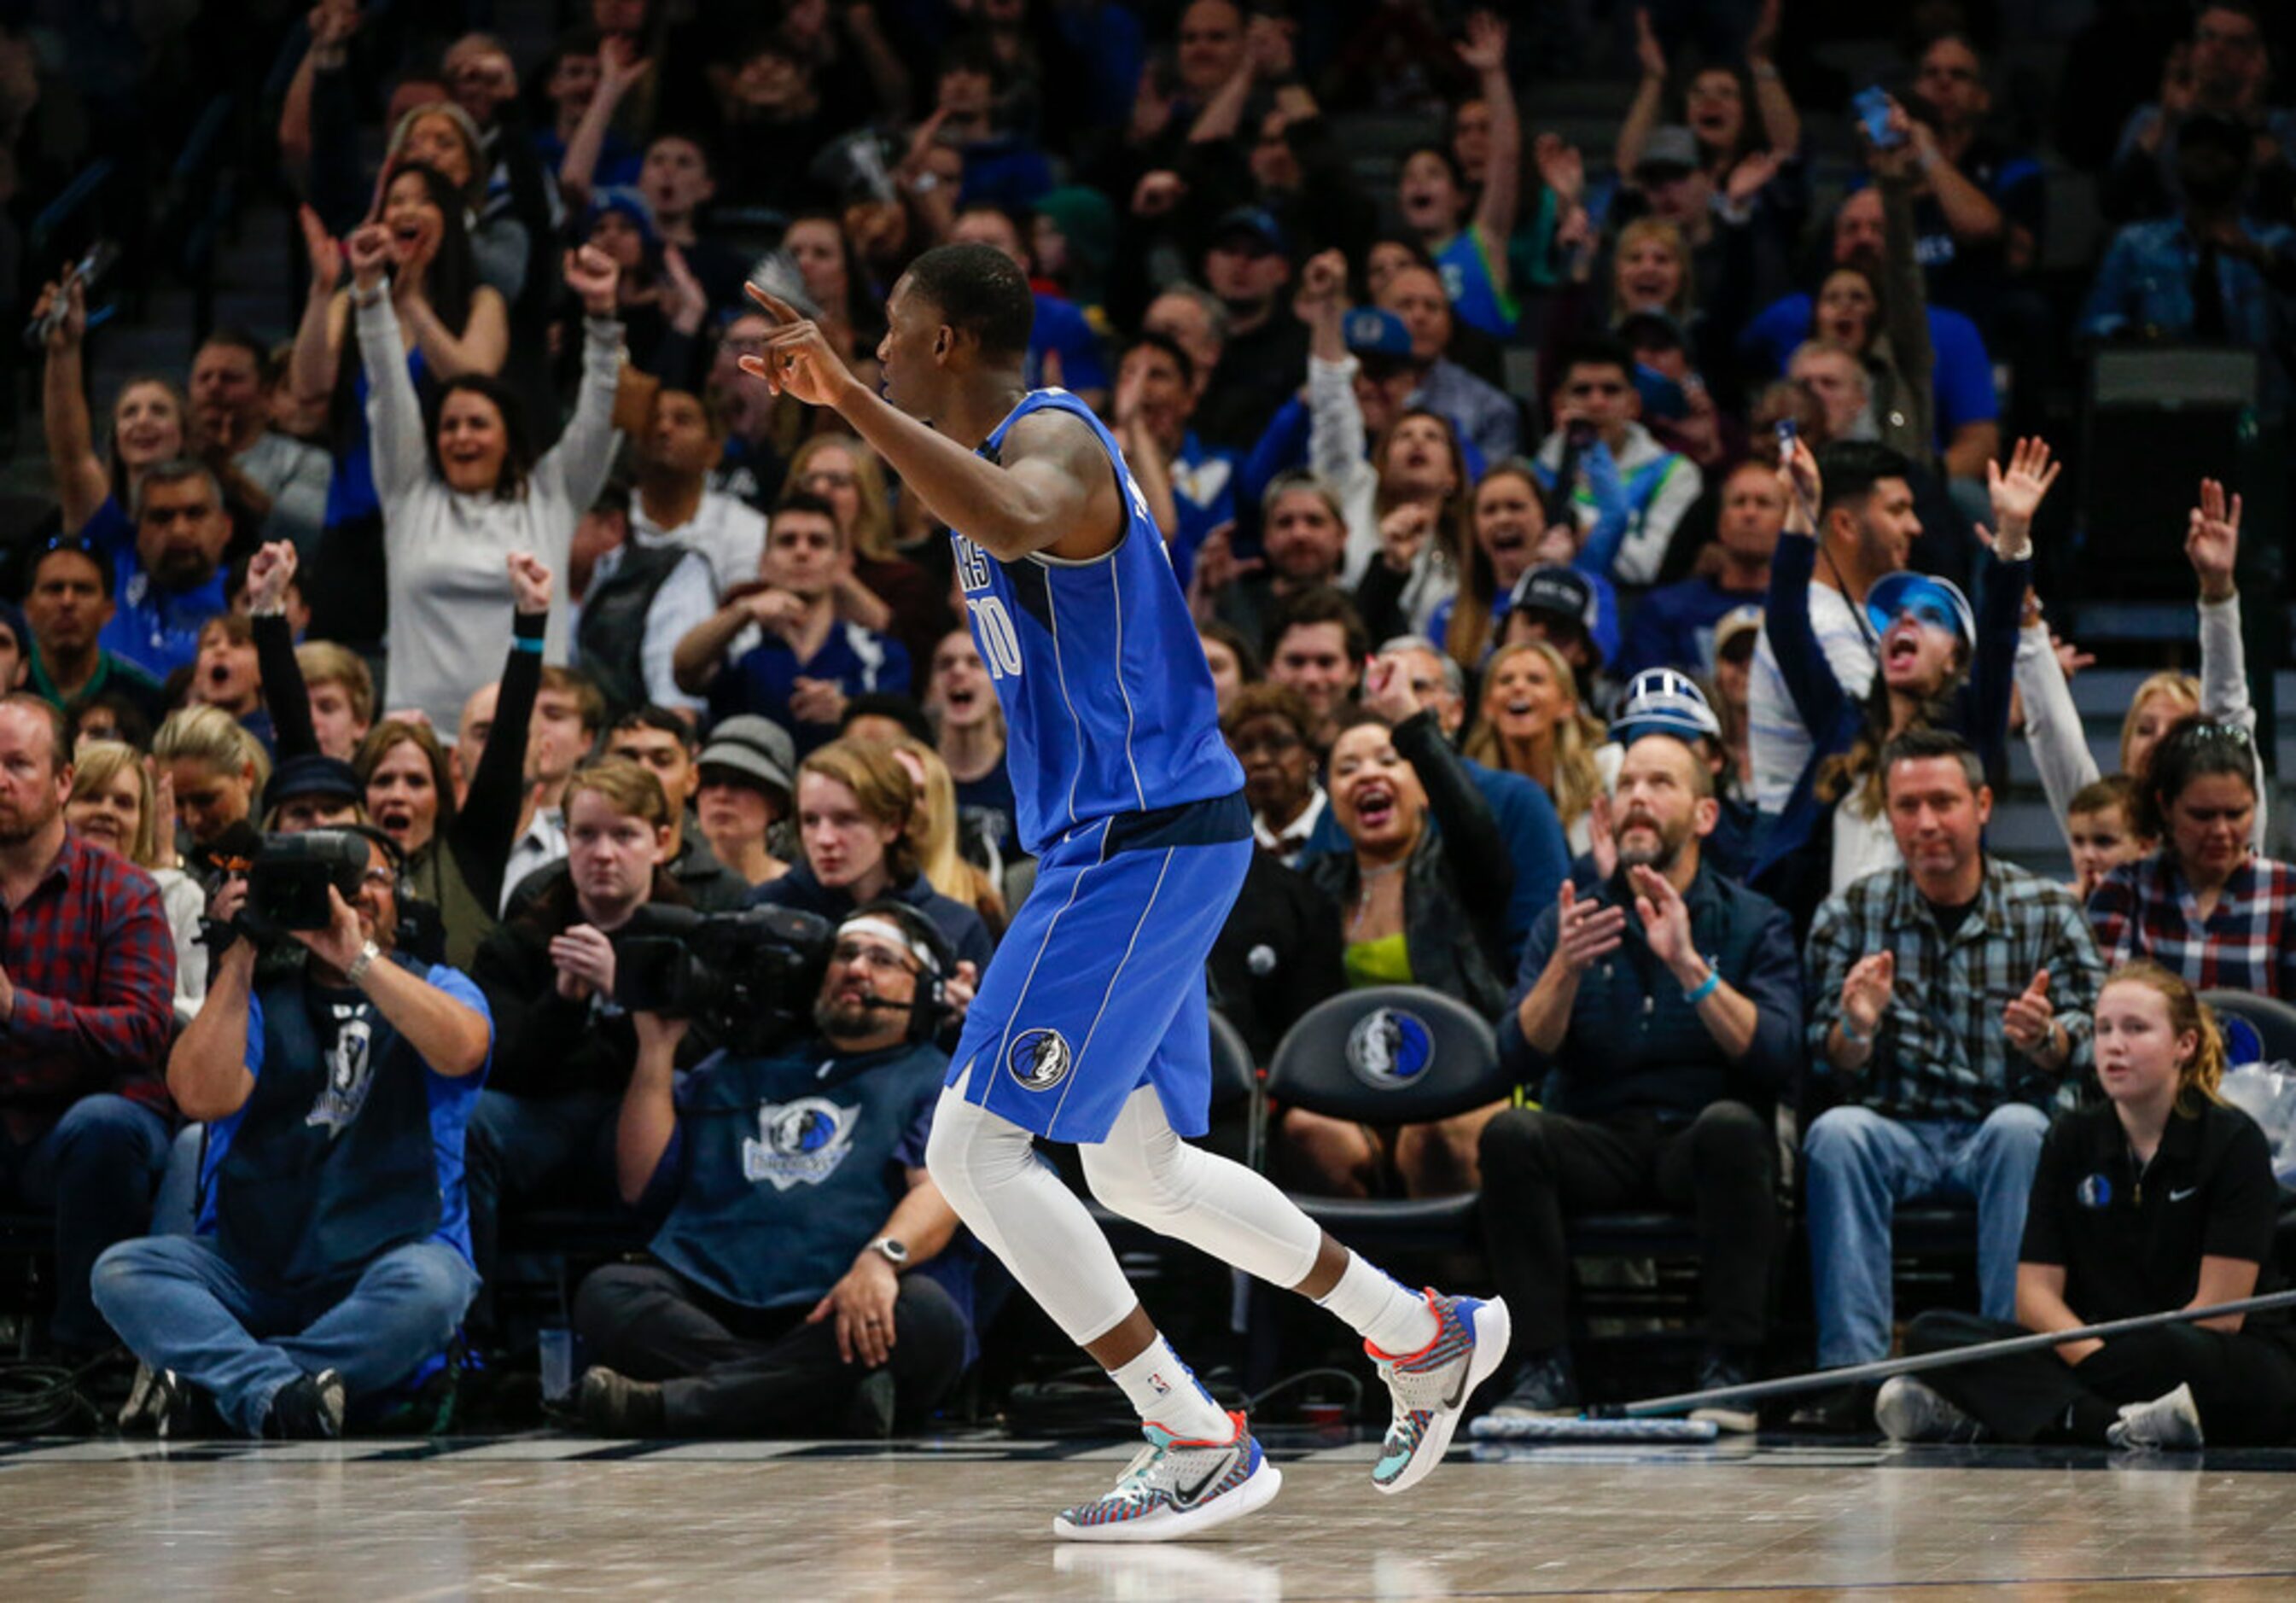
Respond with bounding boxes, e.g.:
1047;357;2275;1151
92;825;492;1438
570;899;979;1438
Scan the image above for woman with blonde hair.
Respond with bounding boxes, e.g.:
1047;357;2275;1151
751;739;996;973
152;706;272;870
1464;642;1614;852
786;433;947;670
67;742;207;1021
1884;962;2296;1449
890;738;1006;939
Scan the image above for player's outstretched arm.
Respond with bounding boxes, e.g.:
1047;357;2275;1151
741;285;1120;564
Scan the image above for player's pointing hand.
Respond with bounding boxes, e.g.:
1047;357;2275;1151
740;283;860;411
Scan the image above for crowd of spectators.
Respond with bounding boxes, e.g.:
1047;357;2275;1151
3;0;2293;1443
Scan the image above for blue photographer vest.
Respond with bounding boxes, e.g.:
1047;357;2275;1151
207;958;479;1288
650;1040;946;1311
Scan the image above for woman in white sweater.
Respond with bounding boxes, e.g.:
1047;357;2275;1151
356;230;626;732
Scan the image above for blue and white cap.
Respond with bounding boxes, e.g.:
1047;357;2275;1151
1610;667;1722;745
1864;571;1975;648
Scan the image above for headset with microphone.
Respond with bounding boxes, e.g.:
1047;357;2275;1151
834;901;959;1046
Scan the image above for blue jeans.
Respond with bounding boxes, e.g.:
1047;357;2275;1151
0;1093;172;1350
1803;1103;2049;1367
90;1234;478;1435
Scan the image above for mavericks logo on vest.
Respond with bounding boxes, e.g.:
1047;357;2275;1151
743;1097;860;1191
1347;1007;1435;1091
306;1005;379;1134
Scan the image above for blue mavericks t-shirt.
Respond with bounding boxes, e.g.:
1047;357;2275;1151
953;389;1244;853
82;495;230;680
201;964;489;1265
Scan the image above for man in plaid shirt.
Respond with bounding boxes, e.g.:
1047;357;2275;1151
1801;730;2105;1380
0;697;177;1355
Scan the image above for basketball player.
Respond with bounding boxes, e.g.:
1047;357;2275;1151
741;244;1508;1542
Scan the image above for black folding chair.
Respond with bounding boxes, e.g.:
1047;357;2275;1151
1262;986;1512;1251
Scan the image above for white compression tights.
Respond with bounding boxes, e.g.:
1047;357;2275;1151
926;1077;1325;1346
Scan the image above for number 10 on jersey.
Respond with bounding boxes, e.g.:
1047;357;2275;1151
968;596;1024;680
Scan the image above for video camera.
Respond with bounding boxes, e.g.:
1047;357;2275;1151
611;903;836;1055
238;829;382;938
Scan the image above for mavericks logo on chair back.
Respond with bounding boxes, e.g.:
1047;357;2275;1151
1347;1008;1435;1091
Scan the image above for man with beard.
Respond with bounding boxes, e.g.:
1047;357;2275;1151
1746;440;1917;816
571;902;974;1438
1477;730;1800;1427
96;826;490;1437
0;696;175;1364
104;461;237;681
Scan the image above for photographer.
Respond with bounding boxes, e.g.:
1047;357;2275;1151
572;903;974;1437
468;761;688;1293
93;829;492;1438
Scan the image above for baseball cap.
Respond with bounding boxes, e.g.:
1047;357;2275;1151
1610;667;1722;746
1209;205;1287;257
1343;306;1413;360
1864;572;1974;648
696;715;796;799
1507;565;1599;638
1713;603;1764;660
264;754;364;814
585;186;661;252
1636;125;1701;178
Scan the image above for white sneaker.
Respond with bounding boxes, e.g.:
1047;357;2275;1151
2108;1383;2204;1451
1367;1291;1511;1495
1052;1411;1281;1542
1875;1376;1985;1443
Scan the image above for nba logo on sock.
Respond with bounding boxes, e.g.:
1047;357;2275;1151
1348;1008;1433;1090
1008;1028;1074;1092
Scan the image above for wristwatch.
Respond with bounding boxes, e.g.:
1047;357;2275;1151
865;1237;909;1268
344;940;382;986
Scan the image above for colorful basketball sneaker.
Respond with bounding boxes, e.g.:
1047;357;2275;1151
1052;1411;1282;1542
1367;1291;1512;1495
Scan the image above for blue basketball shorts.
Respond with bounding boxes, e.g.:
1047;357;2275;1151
946;792;1252;1144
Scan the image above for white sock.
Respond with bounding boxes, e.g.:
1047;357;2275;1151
1316;1252;1438;1355
1109;1336;1232;1441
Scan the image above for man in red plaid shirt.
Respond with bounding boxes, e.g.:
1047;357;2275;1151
0;697;176;1355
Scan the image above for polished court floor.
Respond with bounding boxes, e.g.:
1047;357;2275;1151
3;1431;2294;1598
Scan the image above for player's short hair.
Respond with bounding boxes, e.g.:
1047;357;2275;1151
901;243;1035;364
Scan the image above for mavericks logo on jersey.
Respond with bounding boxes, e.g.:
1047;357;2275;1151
1347;1008;1436;1091
743;1097;860;1190
1007;1028;1074;1093
306;1005;378;1134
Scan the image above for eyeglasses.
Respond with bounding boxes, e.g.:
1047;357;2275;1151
831;939;919;975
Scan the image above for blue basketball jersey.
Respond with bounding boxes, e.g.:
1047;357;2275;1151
952;389;1244;854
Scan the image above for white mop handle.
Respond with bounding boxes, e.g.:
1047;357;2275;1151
1619;1288;2296;1418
